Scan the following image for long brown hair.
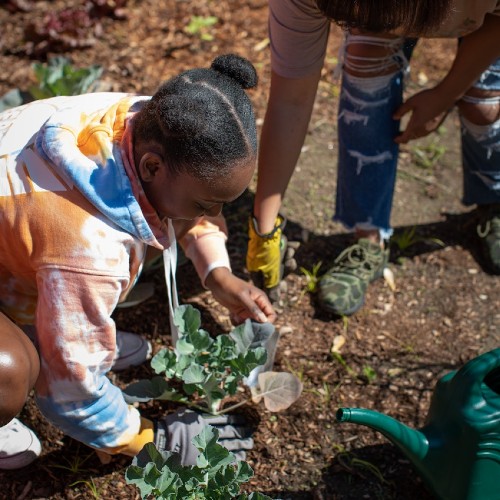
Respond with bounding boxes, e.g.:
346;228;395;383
315;0;452;35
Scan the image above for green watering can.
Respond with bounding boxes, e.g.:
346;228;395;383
336;348;500;500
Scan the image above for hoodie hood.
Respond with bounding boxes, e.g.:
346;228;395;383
34;92;162;248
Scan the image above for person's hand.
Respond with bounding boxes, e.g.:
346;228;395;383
155;408;253;465
246;214;297;303
205;267;277;325
393;87;454;144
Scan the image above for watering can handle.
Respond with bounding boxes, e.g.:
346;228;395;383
454;348;500;391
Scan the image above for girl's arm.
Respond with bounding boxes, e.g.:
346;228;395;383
394;13;500;144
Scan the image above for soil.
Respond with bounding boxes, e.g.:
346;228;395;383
1;1;499;499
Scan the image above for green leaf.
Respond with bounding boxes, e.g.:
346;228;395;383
177;336;195;355
123;376;175;403
29;57;103;99
244;347;267;370
189;328;212;351
174;304;201;335
182;364;206;385
229;320;255;355
235;460;254;483
151;348;178;375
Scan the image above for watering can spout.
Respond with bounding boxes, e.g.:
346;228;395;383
336;408;429;462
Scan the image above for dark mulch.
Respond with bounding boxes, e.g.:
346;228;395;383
1;1;498;499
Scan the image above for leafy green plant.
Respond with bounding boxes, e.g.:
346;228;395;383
124;304;302;415
299;260;323;295
0;56;103;112
29;56;103;100
390;225;444;255
185;15;218;41
126;426;272;499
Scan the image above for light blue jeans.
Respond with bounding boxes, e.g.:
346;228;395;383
334;34;500;240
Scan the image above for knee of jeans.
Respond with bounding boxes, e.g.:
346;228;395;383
458;89;500;125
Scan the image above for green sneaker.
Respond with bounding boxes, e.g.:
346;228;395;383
477;203;500;275
318;238;389;316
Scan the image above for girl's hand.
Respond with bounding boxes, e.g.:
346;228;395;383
393;87;453;144
205;267;277;325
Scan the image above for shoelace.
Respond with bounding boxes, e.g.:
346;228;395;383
477;212;500;239
329;243;382;280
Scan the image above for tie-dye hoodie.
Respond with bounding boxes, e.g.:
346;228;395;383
0;93;230;455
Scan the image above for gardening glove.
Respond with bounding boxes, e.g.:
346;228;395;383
155;408;253;466
244;321;280;388
247;214;292;302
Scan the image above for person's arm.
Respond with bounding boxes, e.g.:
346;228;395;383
253;69;322;233
176;216;276;324
394;13;500;143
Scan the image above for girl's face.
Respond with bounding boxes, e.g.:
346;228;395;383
141;156;255;221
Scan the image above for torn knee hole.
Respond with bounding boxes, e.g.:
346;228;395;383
459;92;500;125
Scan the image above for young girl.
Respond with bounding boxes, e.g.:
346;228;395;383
247;0;500;314
0;53;273;468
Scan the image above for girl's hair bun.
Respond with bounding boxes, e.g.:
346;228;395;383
211;53;258;90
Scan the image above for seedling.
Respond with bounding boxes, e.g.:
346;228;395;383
331;352;356;377
361;365;377;384
70;478;101;499
299;260;323;295
126;425;272;499
185;15;218;41
390;225;444;255
50;445;94;474
124;304;302;415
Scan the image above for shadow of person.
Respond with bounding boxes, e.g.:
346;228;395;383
319;442;435;500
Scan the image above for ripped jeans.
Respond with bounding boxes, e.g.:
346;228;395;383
334;34;500;240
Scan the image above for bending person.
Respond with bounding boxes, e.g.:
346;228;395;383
247;0;500;314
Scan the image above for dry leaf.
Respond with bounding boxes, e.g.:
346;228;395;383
383;267;396;291
331;334;346;353
255;371;303;412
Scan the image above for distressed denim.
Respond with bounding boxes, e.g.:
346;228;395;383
334;34;500;239
461;56;500;205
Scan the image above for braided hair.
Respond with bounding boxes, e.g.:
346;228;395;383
133;53;258;182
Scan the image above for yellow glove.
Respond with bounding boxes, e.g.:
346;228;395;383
246;214;286;292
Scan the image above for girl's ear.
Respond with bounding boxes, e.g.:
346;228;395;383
138;152;163;182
